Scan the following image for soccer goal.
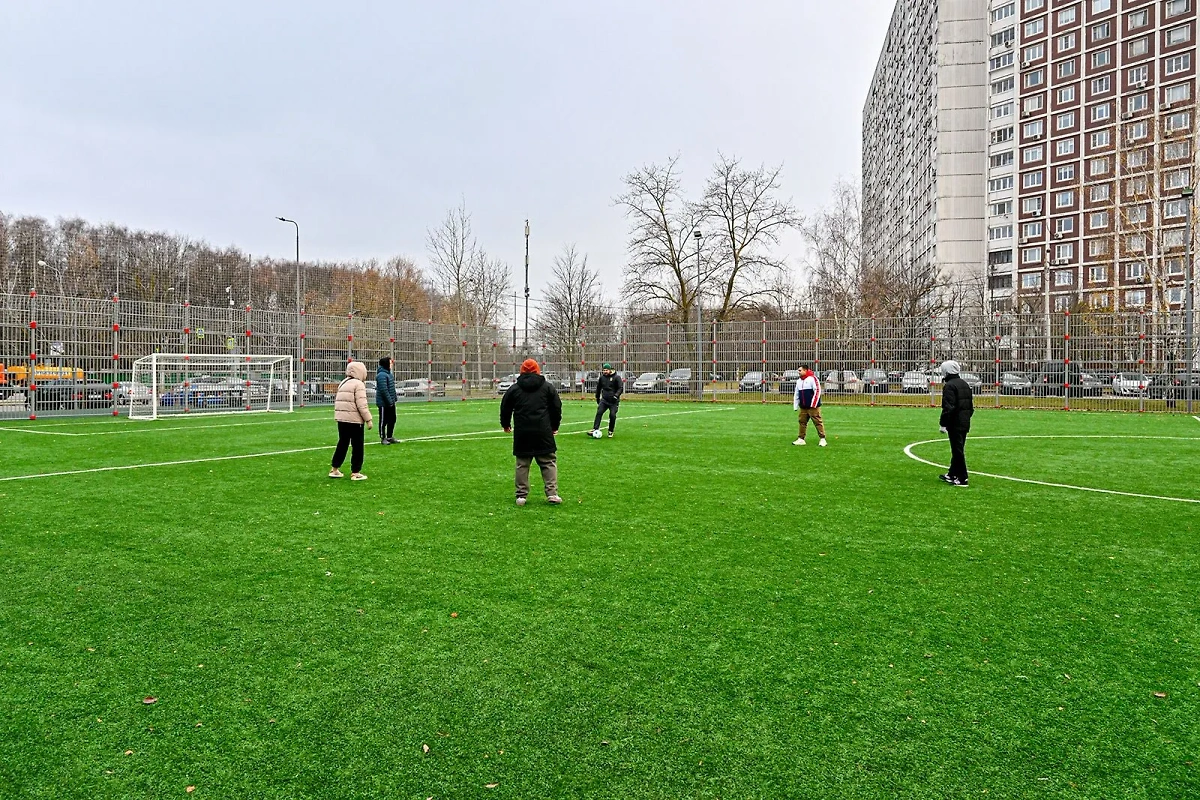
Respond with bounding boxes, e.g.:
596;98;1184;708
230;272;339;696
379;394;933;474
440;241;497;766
129;354;294;420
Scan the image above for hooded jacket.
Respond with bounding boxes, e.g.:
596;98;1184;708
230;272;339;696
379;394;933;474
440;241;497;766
940;374;974;431
335;361;373;425
595;372;623;403
376;359;397;406
793;369;822;410
500;372;563;457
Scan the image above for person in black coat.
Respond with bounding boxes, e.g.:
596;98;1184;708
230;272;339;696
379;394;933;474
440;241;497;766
500;358;563;505
938;359;974;487
591;362;623;438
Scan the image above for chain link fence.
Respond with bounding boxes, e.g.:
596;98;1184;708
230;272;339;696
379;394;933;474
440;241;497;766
1;291;1196;419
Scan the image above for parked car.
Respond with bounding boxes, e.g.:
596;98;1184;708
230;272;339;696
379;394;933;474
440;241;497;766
999;371;1032;394
1034;362;1096;397
496;373;519;393
1112;371;1150;396
777;370;801;394
541;372;573;392
666;368;692;393
901;370;930;393
739;371;770;392
113;381;151;405
363;380;378;404
34;380;114;409
399;378;445;397
823;370;862;393
631;372;667;393
960;372;983;391
862;368;890;393
1077;371;1105;396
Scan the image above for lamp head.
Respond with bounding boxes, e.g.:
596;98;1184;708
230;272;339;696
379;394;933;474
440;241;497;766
693;230;702;240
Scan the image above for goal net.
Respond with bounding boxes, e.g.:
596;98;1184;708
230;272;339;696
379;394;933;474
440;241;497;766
128;354;294;420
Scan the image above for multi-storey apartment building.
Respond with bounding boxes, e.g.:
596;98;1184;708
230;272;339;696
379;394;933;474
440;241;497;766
863;0;990;294
869;0;1197;313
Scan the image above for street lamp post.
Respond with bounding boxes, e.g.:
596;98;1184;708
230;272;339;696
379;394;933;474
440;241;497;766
524;220;530;353
276;217;302;404
1183;187;1195;413
694;230;703;400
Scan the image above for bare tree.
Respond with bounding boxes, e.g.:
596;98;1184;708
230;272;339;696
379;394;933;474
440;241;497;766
535;244;611;359
799;178;865;324
465;250;511;384
701;154;802;321
426;202;477;324
616;156;707;322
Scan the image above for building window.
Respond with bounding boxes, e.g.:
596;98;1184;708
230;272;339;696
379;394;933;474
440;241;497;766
1090;75;1111;95
1128;9;1149;28
1164;229;1186;247
1127;120;1150;140
993;102;1014;119
1129;36;1150;58
1164;168;1192;190
1022;273;1043;289
1055;270;1074;287
990;151;1015;168
1022;247;1043;263
1089;239;1110;256
1089;103;1110;125
989;176;1015;192
1126;204;1149;223
1126;176;1149;196
1091;22;1111;42
1057;33;1077;53
1023;145;1045;163
1089;266;1108;282
1090;130;1111;148
1125;290;1147;307
1055;138;1076;157
1023;221;1045;237
1164;199;1188;218
1055;243;1075;260
1057;6;1076;25
1026;69;1045;88
1128;65;1149;84
1165;54;1192;75
990;52;1016;70
1023;120;1045;138
1091;0;1111;10
991;200;1014;216
1024;95;1045;113
1023;197;1044;214
993;28;1016;48
1126;262;1146;279
1024;18;1045;37
1024;43;1046;62
1127;148;1149;168
1056;112;1076;131
1090;211;1109;229
1164;83;1192;103
1165;111;1192;131
1126;234;1147;252
1056;191;1075;209
990;249;1014;265
1057;85;1076;104
1056;164;1077;181
1126;93;1148;114
1055;216;1075;234
1166;0;1191;19
1089;157;1110;176
1166;24;1192;46
1167;258;1184;275
990;225;1014;240
993;126;1015;144
1091;50;1112;70
1023;170;1045;188
1169;287;1186;304
1025;0;1045;9
992;77;1016;94
1057;59;1077;80
1089;292;1110;308
1164;140;1192;160
1055;291;1073;309
992;3;1016;22
1090;184;1111;202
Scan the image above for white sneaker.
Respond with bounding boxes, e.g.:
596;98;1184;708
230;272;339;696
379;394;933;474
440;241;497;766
515;497;527;506
351;473;368;481
329;468;344;478
792;437;805;446
819;438;827;447
547;495;563;504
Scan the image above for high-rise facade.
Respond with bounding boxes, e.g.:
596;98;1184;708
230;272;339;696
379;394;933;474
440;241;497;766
867;0;1197;313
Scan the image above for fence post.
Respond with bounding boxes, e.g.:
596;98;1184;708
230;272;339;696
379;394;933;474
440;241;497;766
869;315;877;406
244;302;254;411
928;314;937;407
580;323;587;398
814;318;821;375
426;317;433;402
460;321;468;402
298;307;306;407
710;319;718;402
621;336;628;385
993;312;1001;409
27;289;38;420
346;311;354;363
112;291;122;417
492;327;498;393
1062;310;1071;411
665;320;671;402
761;316;767;404
1139;311;1146;413
183;300;193;413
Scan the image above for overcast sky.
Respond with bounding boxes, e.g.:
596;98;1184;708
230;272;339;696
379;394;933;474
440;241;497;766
1;0;896;303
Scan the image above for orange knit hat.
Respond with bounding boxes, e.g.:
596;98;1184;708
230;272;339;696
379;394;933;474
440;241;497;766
520;358;540;375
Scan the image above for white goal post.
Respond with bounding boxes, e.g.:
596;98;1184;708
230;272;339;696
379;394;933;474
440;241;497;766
129;354;294;420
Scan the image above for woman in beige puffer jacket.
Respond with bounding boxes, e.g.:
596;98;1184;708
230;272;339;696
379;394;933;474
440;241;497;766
330;361;373;480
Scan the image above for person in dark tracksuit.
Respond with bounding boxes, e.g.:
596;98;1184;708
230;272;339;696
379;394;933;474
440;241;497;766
500;358;563;506
376;356;398;445
938;359;974;487
591;363;623;438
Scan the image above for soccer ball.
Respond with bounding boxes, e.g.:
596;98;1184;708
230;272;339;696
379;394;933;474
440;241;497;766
592;429;603;439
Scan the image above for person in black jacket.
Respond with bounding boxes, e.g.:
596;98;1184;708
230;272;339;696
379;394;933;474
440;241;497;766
938;359;974;487
590;363;623;438
500;358;563;505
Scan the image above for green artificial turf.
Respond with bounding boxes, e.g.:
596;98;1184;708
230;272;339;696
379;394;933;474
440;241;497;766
1;401;1197;799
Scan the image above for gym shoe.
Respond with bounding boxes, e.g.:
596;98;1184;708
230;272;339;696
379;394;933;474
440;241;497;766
379;439;390;446
351;473;368;481
793;437;806;446
953;478;969;487
329;468;344;479
547;495;563;504
515;497;527;506
819;438;827;447
938;474;954;484
608;431;614;438
386;437;399;444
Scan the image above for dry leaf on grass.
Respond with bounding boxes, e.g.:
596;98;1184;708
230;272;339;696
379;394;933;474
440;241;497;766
1154;692;1168;698
451;612;458;618
186;787;195;794
142;697;157;705
422;744;430;754
486;783;499;789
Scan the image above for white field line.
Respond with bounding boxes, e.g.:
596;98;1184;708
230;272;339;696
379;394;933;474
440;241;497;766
0;407;733;482
903;434;1200;504
0;408;458;436
1194;416;1200;423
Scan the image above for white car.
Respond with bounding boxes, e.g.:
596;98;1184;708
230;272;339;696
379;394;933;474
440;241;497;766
496;374;518;393
823;370;863;393
632;372;666;393
1113;372;1149;396
901;371;930;393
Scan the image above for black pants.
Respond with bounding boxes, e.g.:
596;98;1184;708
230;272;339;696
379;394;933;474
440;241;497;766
332;421;365;473
378;404;396;439
947;427;969;481
593;398;619;432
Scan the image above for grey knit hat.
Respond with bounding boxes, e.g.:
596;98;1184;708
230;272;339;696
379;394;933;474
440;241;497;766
941;360;961;376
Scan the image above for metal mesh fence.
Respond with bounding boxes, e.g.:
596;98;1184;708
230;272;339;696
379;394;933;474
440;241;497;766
2;291;1195;420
